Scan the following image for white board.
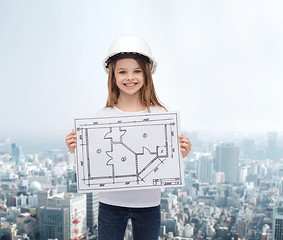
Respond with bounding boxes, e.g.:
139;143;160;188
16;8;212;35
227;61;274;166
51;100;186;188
74;112;184;192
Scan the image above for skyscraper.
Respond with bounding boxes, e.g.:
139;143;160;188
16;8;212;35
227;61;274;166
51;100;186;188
67;169;99;234
236;218;248;239
39;206;69;240
11;143;20;165
86;193;99;234
45;193;87;239
37;189;52;207
66;169;76;193
215;143;239;184
197;155;213;183
272;207;283;240
267;132;278;161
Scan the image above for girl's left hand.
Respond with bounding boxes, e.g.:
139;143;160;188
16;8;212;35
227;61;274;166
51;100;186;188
179;134;192;158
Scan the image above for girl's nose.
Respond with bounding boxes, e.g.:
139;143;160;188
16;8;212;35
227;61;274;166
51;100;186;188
127;73;134;81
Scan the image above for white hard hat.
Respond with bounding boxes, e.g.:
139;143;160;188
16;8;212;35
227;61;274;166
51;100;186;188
103;35;157;74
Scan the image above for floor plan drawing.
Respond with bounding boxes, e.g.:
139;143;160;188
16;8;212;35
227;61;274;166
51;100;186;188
74;112;184;192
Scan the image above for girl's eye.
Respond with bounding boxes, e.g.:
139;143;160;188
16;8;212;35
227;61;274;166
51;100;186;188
135;70;141;73
119;71;126;74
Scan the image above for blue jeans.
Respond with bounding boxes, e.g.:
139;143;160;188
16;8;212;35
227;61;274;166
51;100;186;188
98;202;161;240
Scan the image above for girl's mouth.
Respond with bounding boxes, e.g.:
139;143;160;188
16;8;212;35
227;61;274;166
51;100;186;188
124;83;137;87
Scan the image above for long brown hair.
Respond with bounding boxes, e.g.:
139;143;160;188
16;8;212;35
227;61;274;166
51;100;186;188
105;59;167;112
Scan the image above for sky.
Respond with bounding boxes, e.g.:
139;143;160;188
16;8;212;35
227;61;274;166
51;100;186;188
0;0;283;153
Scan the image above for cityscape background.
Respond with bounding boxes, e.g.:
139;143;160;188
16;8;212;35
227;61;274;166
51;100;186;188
1;0;283;240
0;129;283;239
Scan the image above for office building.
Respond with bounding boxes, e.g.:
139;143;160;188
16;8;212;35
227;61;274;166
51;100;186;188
272;207;283;240
215;143;239;184
86;192;99;234
197;155;213;183
66;169;76;193
236;218;248;239
267;132;278;160
66;171;98;234
212;171;225;184
39;206;69;240
37;189;52;207
46;193;87;239
239;165;248;183
11;143;20;165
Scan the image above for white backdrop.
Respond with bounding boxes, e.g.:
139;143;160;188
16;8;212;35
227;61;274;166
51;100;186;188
0;0;282;152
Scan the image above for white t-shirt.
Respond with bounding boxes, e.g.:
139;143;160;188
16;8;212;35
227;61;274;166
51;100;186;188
94;105;167;208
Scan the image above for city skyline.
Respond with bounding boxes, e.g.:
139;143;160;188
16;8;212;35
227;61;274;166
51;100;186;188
1;129;282;155
0;127;282;239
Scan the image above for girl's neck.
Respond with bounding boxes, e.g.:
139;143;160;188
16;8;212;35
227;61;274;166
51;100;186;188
115;94;146;112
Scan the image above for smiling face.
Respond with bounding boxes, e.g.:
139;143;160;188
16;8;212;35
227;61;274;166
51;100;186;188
114;58;144;98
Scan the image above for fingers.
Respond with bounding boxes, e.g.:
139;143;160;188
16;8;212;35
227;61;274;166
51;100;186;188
65;130;77;153
179;134;190;144
65;130;77;144
178;134;192;158
180;142;191;153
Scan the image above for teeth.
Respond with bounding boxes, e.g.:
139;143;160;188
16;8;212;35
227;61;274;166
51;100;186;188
125;83;136;86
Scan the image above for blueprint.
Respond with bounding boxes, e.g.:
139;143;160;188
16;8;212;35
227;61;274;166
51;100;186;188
74;112;184;192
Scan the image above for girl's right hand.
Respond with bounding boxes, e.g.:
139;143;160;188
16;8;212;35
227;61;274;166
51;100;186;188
65;129;77;153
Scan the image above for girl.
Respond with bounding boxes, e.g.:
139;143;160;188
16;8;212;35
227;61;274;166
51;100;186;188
65;35;192;240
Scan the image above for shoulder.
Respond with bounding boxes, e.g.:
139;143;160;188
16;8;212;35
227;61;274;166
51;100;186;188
150;105;168;113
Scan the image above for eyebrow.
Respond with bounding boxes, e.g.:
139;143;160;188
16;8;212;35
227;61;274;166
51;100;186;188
116;67;142;71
